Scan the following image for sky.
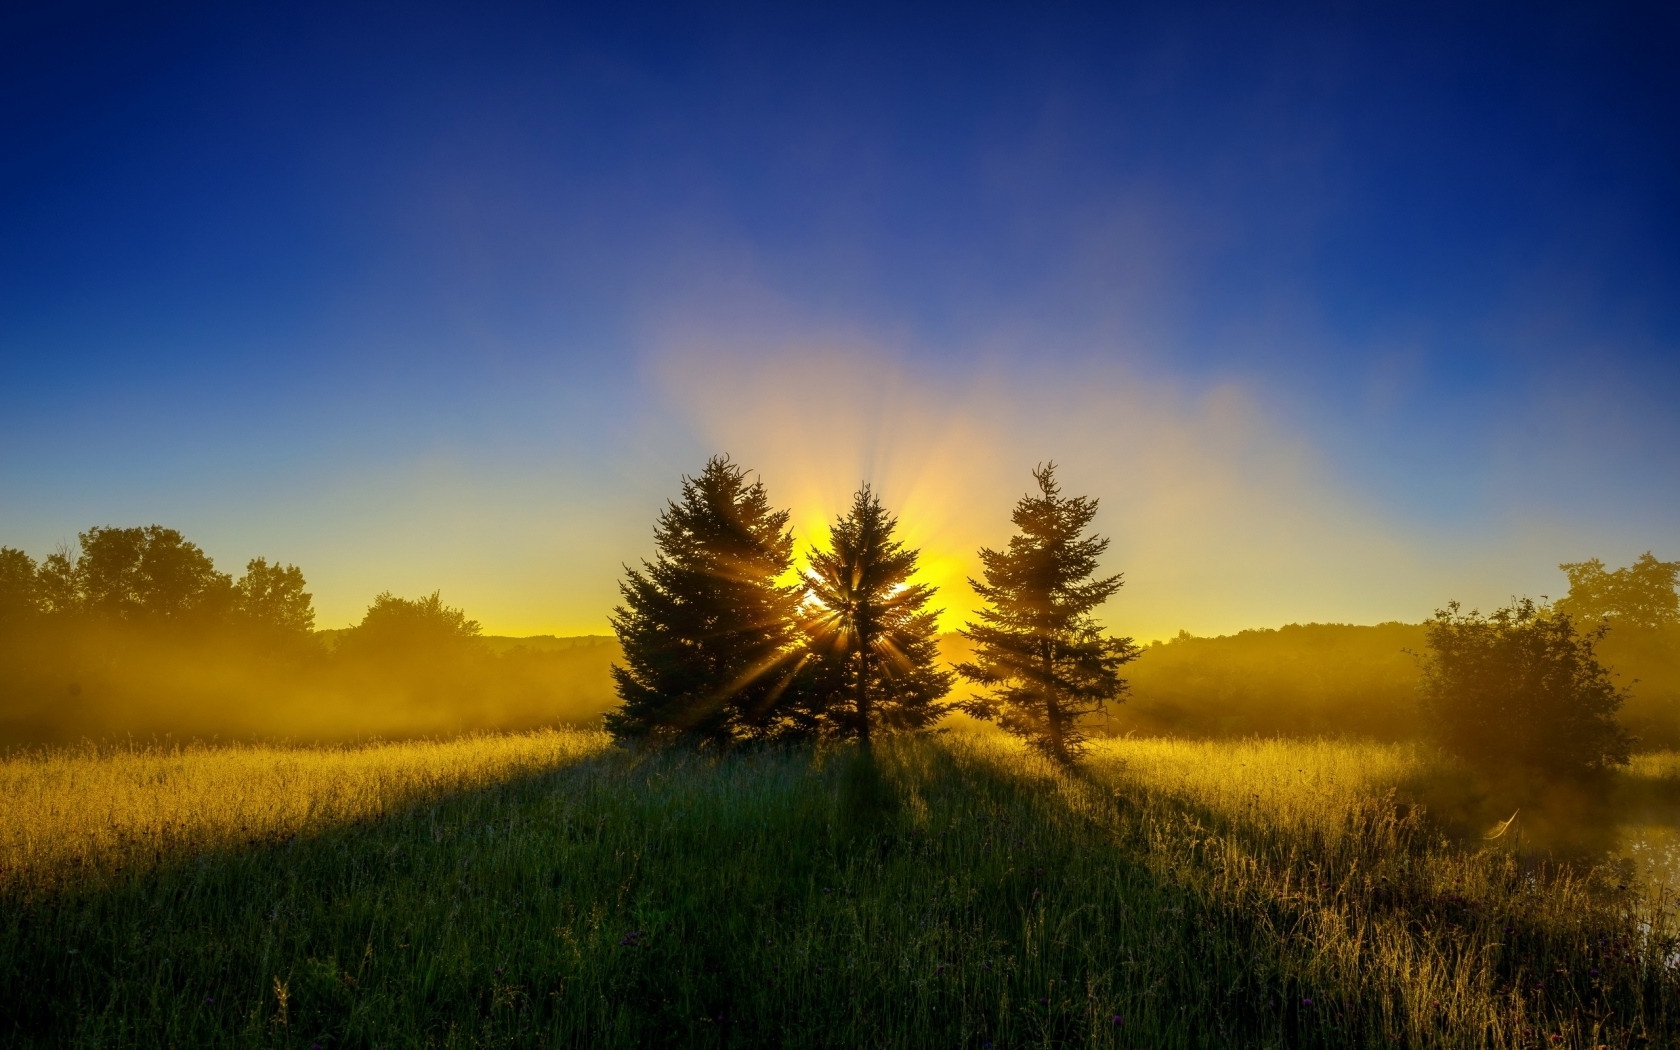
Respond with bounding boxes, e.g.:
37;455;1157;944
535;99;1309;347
2;0;1677;640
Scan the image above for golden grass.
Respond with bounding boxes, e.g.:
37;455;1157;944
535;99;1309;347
4;730;1678;1046
0;728;609;889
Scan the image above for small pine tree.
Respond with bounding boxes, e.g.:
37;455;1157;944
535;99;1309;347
801;485;952;743
956;464;1141;762
1419;598;1632;777
606;456;805;744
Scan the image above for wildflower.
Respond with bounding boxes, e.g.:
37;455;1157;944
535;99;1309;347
1112;1015;1123;1025
204;997;213;1004
1590;968;1599;976
1038;997;1048;1005
1302;998;1313;1006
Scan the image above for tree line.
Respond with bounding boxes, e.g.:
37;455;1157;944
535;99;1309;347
2;470;1673;775
0;529;612;745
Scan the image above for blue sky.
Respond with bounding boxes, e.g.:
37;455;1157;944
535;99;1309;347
2;0;1677;637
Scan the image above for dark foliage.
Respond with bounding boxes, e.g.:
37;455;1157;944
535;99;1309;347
1557;552;1680;630
74;525;234;623
606;457;806;744
956;464;1140;761
336;591;484;661
1419;599;1632;777
799;485;952;743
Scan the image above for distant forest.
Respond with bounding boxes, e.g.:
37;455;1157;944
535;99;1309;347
2;474;1677;752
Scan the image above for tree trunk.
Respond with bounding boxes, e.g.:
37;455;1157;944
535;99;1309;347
1043;638;1064;761
856;642;871;747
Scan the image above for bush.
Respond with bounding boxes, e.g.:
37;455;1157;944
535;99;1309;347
1418;599;1631;777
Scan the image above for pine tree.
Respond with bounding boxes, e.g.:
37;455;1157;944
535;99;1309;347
801;485;952;743
606;456;806;744
956;464;1140;762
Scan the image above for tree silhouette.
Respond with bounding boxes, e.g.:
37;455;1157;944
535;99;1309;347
338;591;483;660
956;464;1141;762
74;526;233;622
234;558;316;635
1419;599;1631;777
606;456;806;744
1557;553;1680;630
0;548;38;624
801;485;952;744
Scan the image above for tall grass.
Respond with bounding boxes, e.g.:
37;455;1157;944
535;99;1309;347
2;729;1675;1047
0;730;608;892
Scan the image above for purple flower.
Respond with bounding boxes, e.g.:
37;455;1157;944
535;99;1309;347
1038;997;1048;1005
1302;997;1313;1006
203;997;213;1004
1111;1014;1123;1025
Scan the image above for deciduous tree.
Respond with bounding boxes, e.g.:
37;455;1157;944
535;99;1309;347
234;558;316;635
75;525;233;622
338;591;483;660
0;548;38;624
1557;553;1680;630
1419;599;1631;776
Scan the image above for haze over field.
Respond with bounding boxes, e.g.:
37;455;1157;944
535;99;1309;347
3;3;1677;641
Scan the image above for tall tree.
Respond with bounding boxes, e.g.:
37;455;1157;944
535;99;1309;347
1419;599;1631;776
802;485;952;743
606;456;806;744
956;464;1141;762
1557;553;1680;630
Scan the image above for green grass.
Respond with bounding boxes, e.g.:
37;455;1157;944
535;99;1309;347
3;731;1678;1048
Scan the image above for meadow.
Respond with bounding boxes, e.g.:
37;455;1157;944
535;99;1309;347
3;729;1678;1048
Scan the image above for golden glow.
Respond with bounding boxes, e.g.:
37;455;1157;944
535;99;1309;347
651;338;1456;642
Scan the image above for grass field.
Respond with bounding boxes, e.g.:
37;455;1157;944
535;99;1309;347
3;730;1678;1048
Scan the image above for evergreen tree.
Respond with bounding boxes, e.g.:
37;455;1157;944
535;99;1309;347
801;485;952;743
606;456;805;744
956;464;1140;762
